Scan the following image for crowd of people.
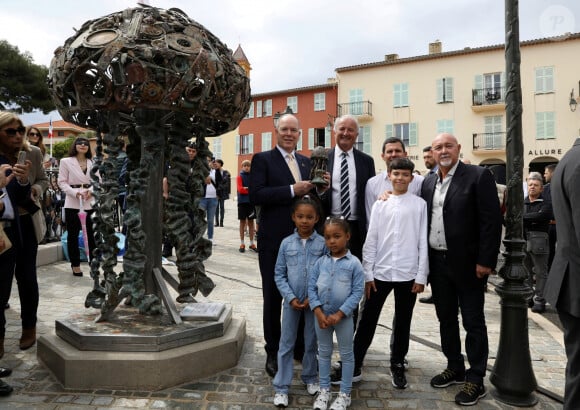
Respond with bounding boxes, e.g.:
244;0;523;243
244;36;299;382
0;108;577;408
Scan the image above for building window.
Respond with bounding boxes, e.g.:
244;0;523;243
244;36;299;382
212;137;222;159
354;126;372;154
385;122;418;147
245;102;254;119
308;127;330;149
314;93;326;111
256;101;262;118
58;131;65;137
261;132;272;151
536;112;555;140
436;119;454;134
287;96;298;113
436;78;454;103
393;83;409;108
349;89;364;115
236;134;254;155
535;66;554;93
264;99;272;116
484;115;504;149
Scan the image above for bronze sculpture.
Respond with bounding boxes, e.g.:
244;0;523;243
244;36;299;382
310;146;329;187
47;5;251;320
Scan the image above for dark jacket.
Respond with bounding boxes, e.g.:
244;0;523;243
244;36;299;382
523;194;553;237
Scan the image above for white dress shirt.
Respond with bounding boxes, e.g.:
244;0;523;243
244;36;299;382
364;171;424;228
428;161;460;250
363;191;429;285
331;148;357;219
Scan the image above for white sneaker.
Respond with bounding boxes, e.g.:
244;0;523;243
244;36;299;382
313;388;331;410
329;392;351;410
306;383;319;395
274;392;288;407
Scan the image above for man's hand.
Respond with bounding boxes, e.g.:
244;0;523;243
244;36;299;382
293;181;314;196
412;283;425;293
476;264;493;278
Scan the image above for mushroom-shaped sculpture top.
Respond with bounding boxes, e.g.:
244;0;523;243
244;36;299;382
48;6;251;136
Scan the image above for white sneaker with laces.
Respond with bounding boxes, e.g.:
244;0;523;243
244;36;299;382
329;392;351;410
306;383;319;395
274;392;288;407
313;388;331;410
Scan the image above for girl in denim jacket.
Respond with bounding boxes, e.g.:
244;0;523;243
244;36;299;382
273;196;326;407
308;217;364;410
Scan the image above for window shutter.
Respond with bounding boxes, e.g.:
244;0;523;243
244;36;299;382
249;134;254;153
546;67;554;92
235;136;240;155
402;83;409;106
535;113;544;139
297;130;302;151
308;128;314;149
324;127;331;147
546;112;555;138
436;79;444;103
446;78;454;102
385;124;393;138
409;123;418;146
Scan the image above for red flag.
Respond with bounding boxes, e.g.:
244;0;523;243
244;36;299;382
48;118;53;139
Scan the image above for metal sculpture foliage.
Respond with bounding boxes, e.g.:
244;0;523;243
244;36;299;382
47;5;251;320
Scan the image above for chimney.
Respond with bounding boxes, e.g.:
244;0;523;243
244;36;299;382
384;53;399;62
429;40;442;54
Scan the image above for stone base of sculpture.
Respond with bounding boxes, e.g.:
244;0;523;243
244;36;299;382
37;305;246;390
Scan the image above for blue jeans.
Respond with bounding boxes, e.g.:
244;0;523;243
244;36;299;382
273;305;318;393
199;197;218;240
315;315;354;394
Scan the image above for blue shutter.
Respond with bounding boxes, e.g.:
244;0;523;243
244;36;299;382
249;134;254;153
385;124;393;138
308;128;314;149
235;136;240;155
324;127;331;147
409;123;418;146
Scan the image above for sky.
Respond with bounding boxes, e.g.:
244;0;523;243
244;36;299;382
1;0;579;125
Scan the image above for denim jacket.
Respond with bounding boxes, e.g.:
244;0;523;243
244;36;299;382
308;250;364;317
275;230;327;304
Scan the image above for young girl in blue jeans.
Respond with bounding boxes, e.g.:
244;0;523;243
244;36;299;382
273;195;326;408
308;217;364;410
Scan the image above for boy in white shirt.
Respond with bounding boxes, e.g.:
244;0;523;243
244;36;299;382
355;157;429;389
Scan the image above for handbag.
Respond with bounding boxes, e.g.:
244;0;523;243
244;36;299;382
31;197;47;244
0;223;12;255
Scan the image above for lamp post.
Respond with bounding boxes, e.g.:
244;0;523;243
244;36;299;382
489;0;538;406
273;106;293;128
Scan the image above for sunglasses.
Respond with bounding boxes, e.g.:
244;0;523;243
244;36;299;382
75;141;89;146
28;132;41;137
2;126;26;136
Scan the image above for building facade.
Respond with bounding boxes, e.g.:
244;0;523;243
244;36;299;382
335;33;580;179
237;81;338;170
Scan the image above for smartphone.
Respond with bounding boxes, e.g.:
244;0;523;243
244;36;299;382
17;151;27;165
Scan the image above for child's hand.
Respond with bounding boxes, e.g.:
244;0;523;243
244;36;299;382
314;308;329;328
365;281;376;299
290;298;302;310
327;311;344;326
412;283;425;294
302;298;310;310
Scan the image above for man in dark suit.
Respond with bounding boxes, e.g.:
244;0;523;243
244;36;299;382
545;138;580;409
420;133;501;406
322;115;375;260
249;114;314;377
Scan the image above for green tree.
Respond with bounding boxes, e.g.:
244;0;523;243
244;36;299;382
0;40;54;114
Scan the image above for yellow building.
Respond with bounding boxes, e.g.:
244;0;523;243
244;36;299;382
335;33;580;179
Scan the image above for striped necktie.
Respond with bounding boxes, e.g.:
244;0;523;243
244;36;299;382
340;152;351;219
287;154;301;183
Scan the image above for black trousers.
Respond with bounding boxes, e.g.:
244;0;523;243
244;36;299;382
353;279;416;369
0;215;39;336
215;198;226;225
559;310;580;409
259;248;304;357
429;251;488;384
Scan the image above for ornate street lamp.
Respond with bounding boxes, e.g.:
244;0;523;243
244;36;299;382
569;82;580;112
273;106;294;128
489;0;538;406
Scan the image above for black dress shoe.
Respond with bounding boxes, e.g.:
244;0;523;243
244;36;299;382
0;379;13;396
419;295;434;304
265;354;278;377
0;367;11;378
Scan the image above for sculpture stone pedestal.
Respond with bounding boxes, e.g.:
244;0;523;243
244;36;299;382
37;305;246;390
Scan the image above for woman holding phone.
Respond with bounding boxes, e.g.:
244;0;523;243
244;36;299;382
0;111;47;365
57;136;96;277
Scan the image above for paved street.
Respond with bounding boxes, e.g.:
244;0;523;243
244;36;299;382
0;200;565;409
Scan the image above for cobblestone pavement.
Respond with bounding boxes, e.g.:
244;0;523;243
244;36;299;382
0;201;565;409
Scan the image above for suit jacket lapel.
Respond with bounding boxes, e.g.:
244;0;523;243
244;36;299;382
296;154;310;180
443;162;464;206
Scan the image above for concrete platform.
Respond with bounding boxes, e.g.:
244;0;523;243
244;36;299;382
37;317;246;390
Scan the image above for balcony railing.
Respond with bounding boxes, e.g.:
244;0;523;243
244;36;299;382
472;87;506;106
473;132;506;151
337;101;373;117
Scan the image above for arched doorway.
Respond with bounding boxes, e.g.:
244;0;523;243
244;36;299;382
528;156;558;178
479;158;506;184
